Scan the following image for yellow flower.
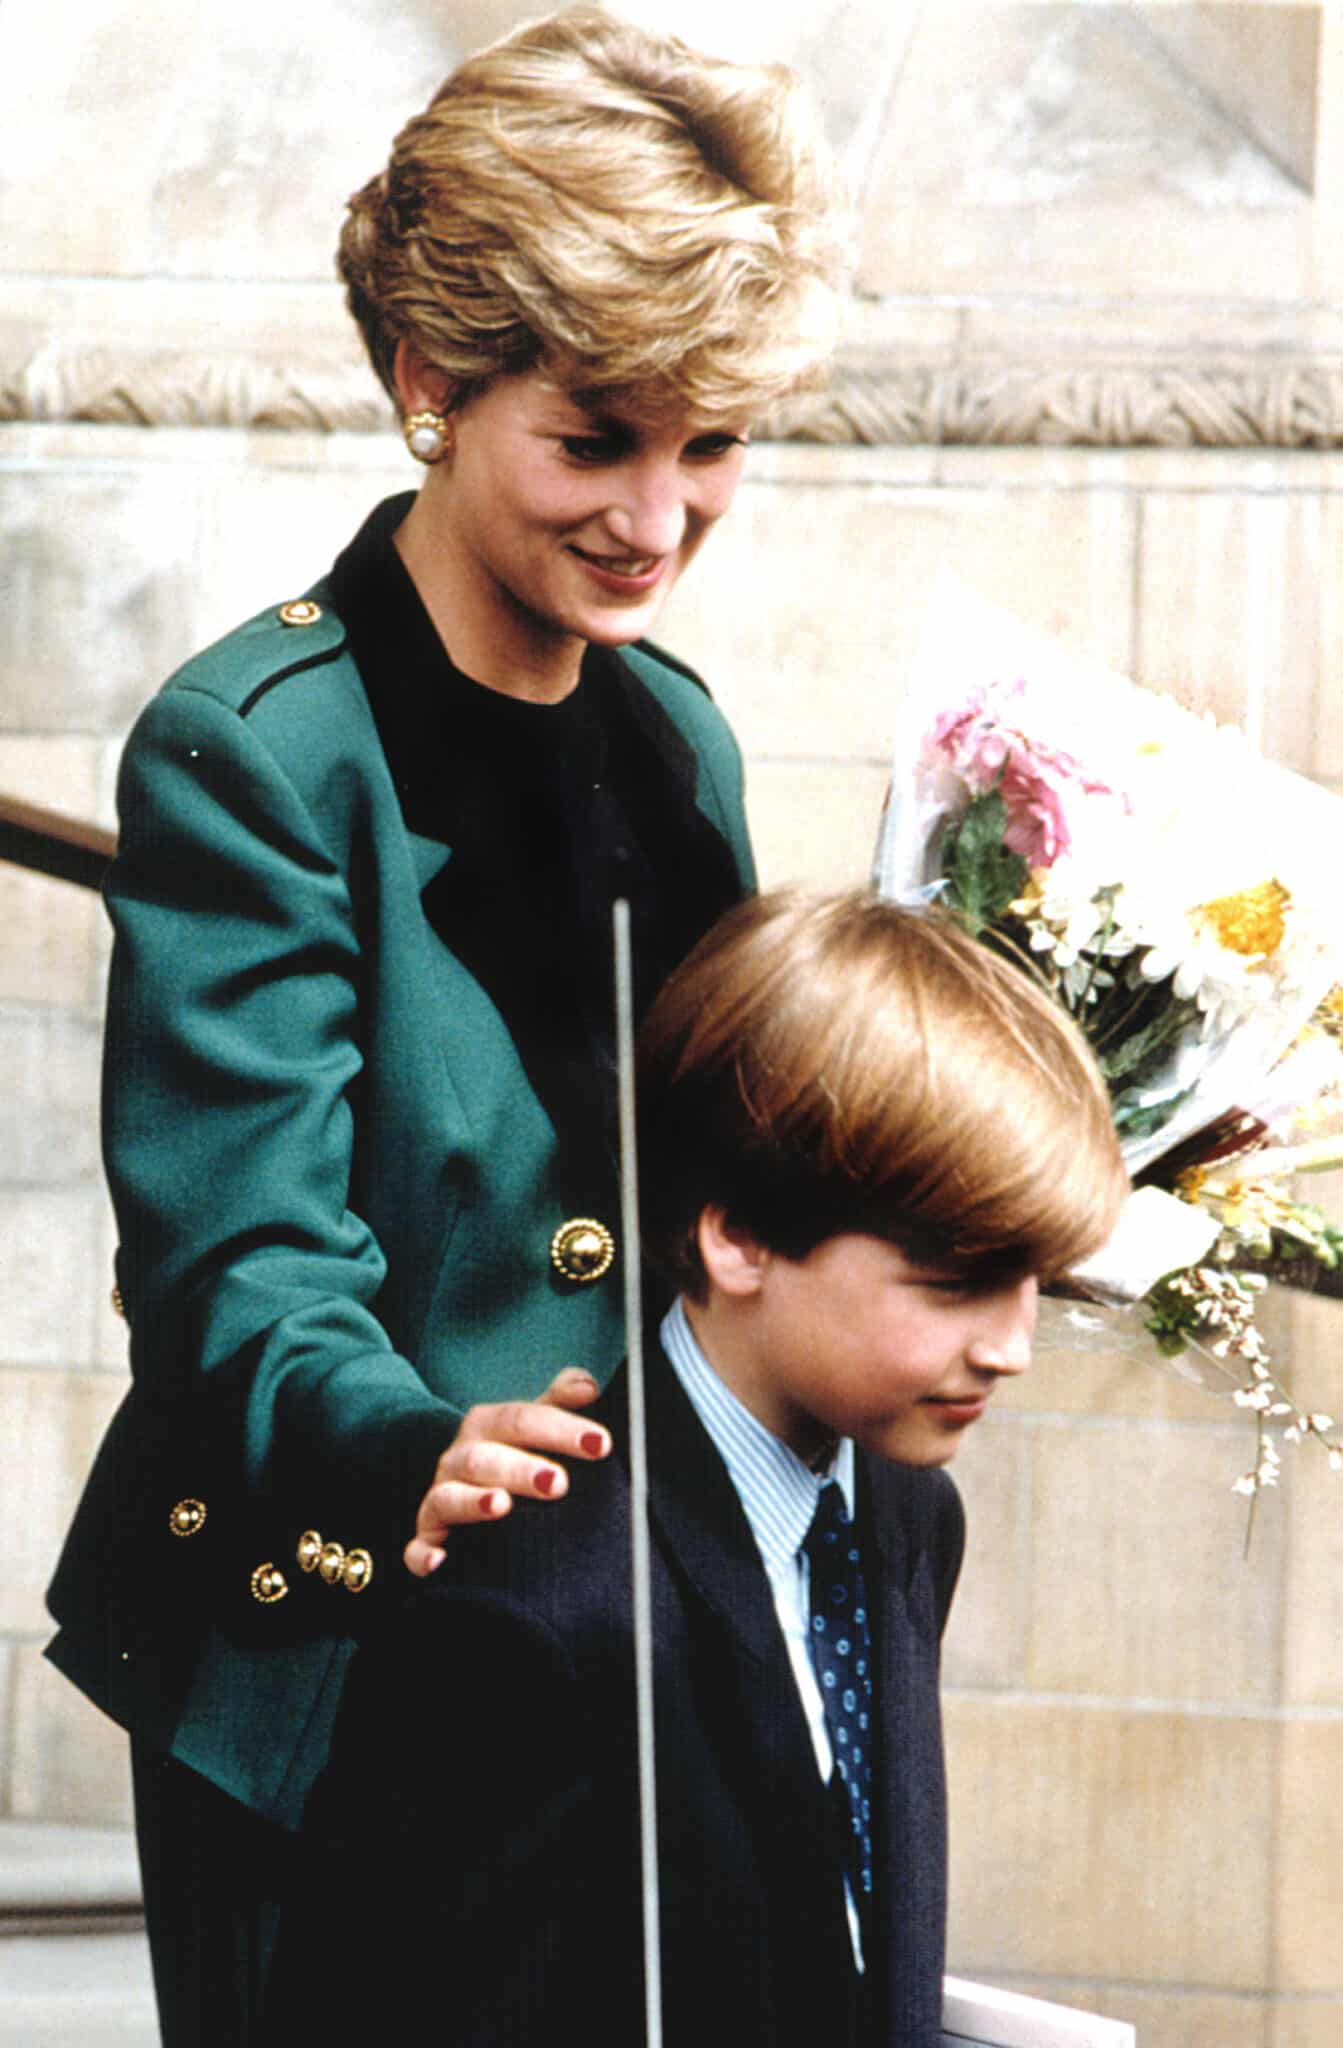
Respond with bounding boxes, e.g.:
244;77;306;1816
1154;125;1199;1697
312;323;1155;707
1196;879;1290;958
1316;985;1343;1044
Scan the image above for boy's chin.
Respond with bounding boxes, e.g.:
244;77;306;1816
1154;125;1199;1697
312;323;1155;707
854;1419;966;1468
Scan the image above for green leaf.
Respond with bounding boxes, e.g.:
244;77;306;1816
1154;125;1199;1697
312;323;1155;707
941;790;1029;935
1111;1086;1194;1139
1097;1002;1197;1083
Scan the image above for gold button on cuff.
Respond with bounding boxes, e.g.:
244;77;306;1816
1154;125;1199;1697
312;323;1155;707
296;1529;323;1574
278;598;322;627
111;1283;127;1321
341;1548;374;1594
168;1498;207;1539
550;1218;615;1285
318;1540;347;1586
250;1562;288;1604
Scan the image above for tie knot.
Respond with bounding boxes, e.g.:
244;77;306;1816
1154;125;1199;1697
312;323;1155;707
803;1479;855;1564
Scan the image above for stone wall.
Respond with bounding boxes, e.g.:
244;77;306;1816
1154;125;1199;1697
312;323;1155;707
3;5;1341;2044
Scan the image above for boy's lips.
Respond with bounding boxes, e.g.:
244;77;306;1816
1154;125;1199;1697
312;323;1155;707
923;1392;990;1423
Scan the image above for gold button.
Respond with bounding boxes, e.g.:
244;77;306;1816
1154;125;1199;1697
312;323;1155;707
250;1562;288;1604
111;1283;127;1321
296;1529;323;1574
318;1540;347;1586
277;599;322;627
550;1218;615;1285
341;1548;374;1594
168;1498;207;1538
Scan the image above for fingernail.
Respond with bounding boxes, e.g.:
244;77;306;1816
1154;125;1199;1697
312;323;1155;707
568;1370;598;1391
535;1469;559;1497
481;1491;504;1517
581;1431;607;1457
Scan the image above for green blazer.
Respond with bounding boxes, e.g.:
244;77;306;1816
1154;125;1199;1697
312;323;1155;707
46;581;754;1828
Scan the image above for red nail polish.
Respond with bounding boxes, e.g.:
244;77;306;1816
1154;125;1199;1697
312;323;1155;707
581;1431;606;1457
535;1469;558;1496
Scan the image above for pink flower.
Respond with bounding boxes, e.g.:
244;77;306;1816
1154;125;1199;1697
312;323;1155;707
931;681;1120;867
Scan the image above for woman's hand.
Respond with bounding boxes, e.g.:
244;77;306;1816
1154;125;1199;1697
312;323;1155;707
404;1367;611;1576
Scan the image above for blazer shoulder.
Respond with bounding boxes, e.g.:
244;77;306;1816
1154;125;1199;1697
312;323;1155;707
867;1458;966;1624
157;582;358;727
624;636;711;696
134;583;384;803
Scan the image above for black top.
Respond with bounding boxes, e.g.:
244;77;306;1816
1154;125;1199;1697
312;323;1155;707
327;494;742;1208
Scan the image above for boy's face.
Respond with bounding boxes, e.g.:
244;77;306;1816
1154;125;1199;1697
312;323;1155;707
699;1227;1035;1467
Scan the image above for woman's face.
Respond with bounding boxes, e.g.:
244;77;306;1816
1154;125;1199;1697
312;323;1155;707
402;365;752;695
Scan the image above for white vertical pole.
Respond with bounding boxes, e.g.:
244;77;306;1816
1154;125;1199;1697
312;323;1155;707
614;898;662;2048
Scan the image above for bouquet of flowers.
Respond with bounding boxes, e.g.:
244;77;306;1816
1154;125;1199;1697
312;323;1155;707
874;576;1343;1501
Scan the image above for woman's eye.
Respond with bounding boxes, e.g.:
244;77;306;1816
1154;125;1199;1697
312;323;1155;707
560;434;626;465
686;433;748;461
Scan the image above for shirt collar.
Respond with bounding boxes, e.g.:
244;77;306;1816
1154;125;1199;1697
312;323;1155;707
660;1297;856;1579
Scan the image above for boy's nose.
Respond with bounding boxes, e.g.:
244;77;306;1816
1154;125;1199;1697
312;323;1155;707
965;1275;1037;1376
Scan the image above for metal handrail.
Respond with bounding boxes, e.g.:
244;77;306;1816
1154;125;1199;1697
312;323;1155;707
0;795;116;892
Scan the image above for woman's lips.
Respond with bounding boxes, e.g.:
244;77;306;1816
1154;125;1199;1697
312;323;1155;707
568;544;666;593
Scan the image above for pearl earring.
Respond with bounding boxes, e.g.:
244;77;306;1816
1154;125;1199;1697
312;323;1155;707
403;410;452;464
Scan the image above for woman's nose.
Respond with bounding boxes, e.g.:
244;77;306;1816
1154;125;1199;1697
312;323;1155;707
604;464;688;555
966;1275;1037;1376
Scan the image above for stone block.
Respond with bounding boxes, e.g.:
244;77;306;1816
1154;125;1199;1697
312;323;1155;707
0;1007;101;1188
1309;496;1343;783
1063;1985;1267;2048
1134;484;1326;774
0;1642;11;1815
745;760;887;891
944;1978;1271;2048
0;470;204;739
1271;2001;1343;2048
0;0;454;282
941;1419;1032;1691
0;1193;105;1374
994;1313;1260;1427
661;458;1138;766
1024;1420;1287;1706
8;1649;132;1829
858;6;1311;305
0;739;105;1009
0;1371;122;1636
1275;1719;1343;1993
943;1695;1277;1987
0;1931;156;2048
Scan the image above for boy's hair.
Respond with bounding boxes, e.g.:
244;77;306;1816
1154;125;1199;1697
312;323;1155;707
637;890;1129;1298
338;5;844;423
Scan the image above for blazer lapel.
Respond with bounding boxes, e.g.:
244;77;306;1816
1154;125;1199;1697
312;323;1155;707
642;1358;856;1922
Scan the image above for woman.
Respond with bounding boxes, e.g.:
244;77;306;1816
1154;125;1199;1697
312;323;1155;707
45;6;841;2042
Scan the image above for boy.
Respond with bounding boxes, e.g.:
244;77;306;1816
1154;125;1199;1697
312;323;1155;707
266;891;1126;2046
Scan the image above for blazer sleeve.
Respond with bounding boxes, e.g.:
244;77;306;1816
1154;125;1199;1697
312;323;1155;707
104;680;458;1534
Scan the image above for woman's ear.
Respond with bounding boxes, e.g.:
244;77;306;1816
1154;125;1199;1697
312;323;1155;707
696;1205;770;1299
393;338;453;419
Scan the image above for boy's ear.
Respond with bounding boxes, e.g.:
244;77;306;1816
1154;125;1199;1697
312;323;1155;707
697;1205;770;1298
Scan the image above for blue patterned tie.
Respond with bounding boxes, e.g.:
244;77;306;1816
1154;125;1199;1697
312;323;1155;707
803;1480;876;1916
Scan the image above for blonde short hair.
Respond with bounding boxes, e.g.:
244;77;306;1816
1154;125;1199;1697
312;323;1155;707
637;890;1129;1297
338;5;845;421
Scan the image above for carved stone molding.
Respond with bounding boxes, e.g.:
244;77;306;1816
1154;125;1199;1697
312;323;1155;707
7;345;1343;448
789;361;1343;450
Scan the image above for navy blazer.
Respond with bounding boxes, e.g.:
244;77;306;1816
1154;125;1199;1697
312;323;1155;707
268;1349;965;2047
